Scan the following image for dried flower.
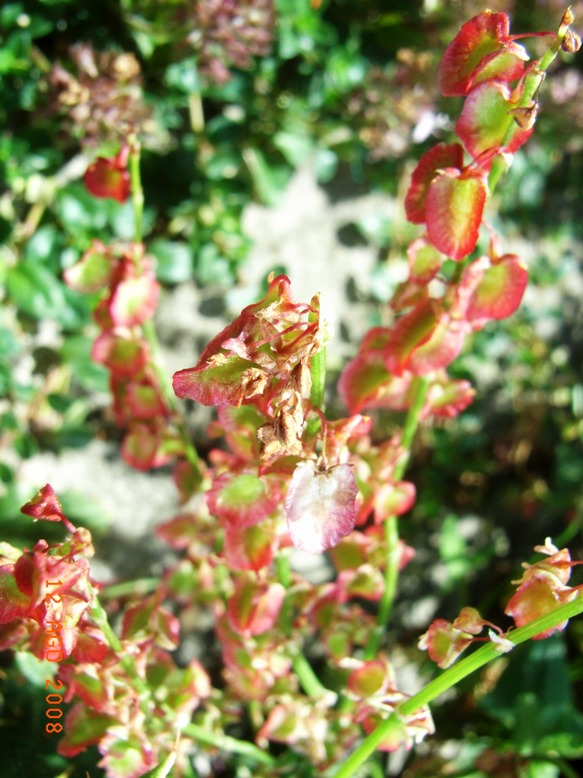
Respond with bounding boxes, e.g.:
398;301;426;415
49;44;152;145
562;28;582;53
187;0;276;85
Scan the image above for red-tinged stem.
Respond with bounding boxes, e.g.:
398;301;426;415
508;31;556;40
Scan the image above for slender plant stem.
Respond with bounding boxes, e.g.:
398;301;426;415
128;134;144;249
188;91;205;134
88;590;150;698
275;550;294;635
292;650;332;698
366;376;430;659
397;376;430;472
488;12;572;192
329;595;583;778
275;551;332;697
310;346;327;410
183;723;276;766
365;515;399;660
98;577;160;600
306;306;327;441
126;134;202;476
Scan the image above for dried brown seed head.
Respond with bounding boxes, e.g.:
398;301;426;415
509;101;539;131
562;7;575;27
562;28;582;53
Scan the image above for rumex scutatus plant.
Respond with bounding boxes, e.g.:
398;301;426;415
1;8;582;778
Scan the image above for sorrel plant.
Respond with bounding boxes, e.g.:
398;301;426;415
1;8;582;778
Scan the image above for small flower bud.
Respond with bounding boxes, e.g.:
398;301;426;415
488;629;515;655
562;28;582;53
509;101;539;131
562;7;575;27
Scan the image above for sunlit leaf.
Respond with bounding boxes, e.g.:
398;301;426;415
426;169;487;260
456;81;532;159
466;254;528;322
405;143;464;224
438;11;527;96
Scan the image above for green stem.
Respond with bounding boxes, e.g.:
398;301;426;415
128;135;144;249
126;134;202;477
329;595;583;778
141;319;202;475
275;550;294;636
88;589;150;698
488;12;572;192
365;516;399;660
188;91;205;134
99;577;160;600
183;723;276;766
292;650;332;698
396;376;430;478
309;346;327;410
276;551;332;698
276;551;293;589
366;376;430;659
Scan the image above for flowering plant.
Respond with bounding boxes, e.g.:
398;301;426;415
2;7;582;778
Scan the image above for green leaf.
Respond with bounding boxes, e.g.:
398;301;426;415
55;184;109;237
204;151;241;181
314;147;338;183
60;334;109;392
1;4;26;27
58;490;110;534
438;513;469;586
356;211;391;246
0;324;21;359
193;242;233;285
273;130;314;167
6;263;87;328
109;198;140;239
150;239;193;284
23;224;60;264
14;653;55;687
165;58;201;93
243;147;292;206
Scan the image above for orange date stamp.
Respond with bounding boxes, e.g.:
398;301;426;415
44;579;65;734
